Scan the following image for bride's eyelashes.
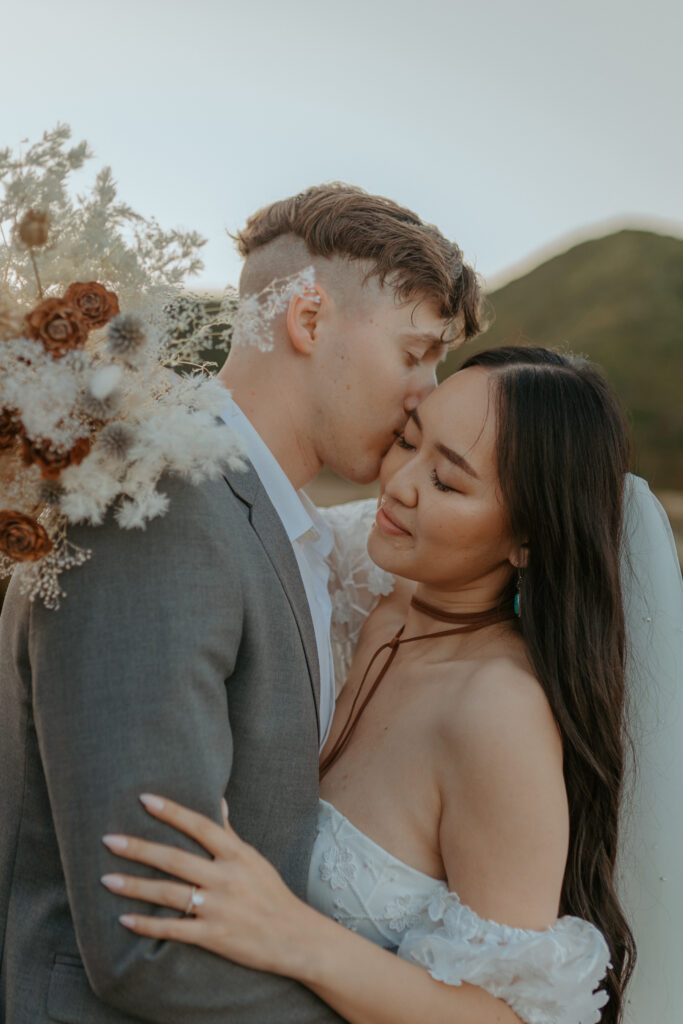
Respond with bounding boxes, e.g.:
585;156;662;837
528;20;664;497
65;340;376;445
430;469;456;493
394;432;416;451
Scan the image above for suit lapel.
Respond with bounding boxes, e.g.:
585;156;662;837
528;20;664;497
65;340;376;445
223;463;321;740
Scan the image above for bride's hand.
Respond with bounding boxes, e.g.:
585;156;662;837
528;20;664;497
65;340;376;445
100;794;314;975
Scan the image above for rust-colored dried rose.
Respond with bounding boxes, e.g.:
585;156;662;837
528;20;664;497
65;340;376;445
21;434;92;479
0;408;22;451
63;281;119;329
18;209;49;248
24;298;89;359
0;510;53;562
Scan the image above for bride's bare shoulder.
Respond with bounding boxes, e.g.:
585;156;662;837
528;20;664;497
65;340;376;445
437;653;563;768
437;655;569;927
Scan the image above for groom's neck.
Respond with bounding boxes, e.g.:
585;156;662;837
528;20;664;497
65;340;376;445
218;360;322;491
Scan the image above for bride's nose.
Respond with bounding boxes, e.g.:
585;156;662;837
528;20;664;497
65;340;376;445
383;459;418;508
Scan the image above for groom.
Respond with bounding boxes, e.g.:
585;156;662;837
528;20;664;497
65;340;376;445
0;184;481;1022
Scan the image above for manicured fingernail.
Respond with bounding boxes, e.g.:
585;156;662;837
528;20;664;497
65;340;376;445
119;914;136;928
102;834;128;851
139;793;164;811
101;873;125;890
221;797;229;819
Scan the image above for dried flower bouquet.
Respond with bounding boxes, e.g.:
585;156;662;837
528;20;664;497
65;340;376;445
0;125;250;607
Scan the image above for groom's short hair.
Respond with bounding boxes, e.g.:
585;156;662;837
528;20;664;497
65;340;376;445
234;184;483;341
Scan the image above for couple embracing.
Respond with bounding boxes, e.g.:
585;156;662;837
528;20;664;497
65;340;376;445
1;184;681;1024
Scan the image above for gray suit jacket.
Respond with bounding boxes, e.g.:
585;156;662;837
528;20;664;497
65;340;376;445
0;456;344;1023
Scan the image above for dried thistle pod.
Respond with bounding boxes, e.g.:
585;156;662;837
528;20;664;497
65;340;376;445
106;313;147;359
39;480;66;507
97;422;136;459
18;210;49;248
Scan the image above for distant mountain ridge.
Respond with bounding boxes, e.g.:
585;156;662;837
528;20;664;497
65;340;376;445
442;229;683;489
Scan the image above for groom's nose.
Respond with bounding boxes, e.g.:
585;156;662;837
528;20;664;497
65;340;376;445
404;365;437;412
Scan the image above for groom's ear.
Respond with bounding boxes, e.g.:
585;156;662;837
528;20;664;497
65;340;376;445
286;286;326;356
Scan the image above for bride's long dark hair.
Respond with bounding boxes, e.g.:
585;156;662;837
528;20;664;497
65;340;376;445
460;346;636;1021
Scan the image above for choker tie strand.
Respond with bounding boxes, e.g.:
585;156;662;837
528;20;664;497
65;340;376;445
319;596;514;779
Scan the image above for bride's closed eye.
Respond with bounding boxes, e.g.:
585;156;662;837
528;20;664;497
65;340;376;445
430;469;457;493
394;432;416;451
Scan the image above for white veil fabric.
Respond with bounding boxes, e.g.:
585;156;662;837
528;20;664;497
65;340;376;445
618;475;683;1023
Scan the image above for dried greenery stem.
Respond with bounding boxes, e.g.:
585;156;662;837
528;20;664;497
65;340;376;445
0;222;10;286
28;248;43;300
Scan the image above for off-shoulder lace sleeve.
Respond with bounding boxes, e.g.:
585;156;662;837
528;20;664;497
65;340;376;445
318;499;395;695
396;890;611;1024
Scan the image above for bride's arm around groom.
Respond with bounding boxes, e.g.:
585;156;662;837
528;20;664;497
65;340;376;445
0;465;343;1023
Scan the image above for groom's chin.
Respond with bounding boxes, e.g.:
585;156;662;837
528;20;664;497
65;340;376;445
340;463;381;487
327;451;382;488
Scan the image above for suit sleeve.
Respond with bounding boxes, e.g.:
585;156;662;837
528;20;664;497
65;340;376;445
28;476;344;1022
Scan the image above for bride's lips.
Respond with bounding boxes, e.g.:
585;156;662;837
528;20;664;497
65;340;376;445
376;504;411;537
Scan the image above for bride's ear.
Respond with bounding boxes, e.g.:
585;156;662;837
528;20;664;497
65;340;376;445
286;286;326;356
510;542;530;569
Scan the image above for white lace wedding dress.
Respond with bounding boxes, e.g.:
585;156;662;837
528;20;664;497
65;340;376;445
313;482;683;1024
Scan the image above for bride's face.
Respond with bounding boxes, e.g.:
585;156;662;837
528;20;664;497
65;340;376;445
368;366;519;600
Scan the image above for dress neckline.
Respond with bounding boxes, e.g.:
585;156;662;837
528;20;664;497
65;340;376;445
318;798;446;887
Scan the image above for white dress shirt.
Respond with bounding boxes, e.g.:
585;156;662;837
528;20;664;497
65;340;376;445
220;398;336;750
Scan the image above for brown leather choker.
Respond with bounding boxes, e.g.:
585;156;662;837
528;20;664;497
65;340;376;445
319;595;514;779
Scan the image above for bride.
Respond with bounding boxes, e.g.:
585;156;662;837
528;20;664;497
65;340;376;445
100;347;680;1024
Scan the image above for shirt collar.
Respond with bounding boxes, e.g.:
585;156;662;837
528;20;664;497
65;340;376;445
298;488;334;558
220;396;331;554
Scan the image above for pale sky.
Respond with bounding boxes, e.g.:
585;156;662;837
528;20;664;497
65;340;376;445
3;0;682;291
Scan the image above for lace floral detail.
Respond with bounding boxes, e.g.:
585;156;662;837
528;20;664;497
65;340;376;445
331;586;356;627
332;897;360;931
384;894;428;932
309;801;445;949
319;844;358;891
366;561;395;597
397;890;611;1024
318;499;395;695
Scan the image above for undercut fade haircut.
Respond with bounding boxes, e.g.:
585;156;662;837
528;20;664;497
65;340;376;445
234;183;484;341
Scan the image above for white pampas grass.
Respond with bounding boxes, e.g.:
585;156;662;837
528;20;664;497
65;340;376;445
115;489;170;529
88;365;123;400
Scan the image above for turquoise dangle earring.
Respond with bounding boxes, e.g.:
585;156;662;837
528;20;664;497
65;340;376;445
514;567;523;617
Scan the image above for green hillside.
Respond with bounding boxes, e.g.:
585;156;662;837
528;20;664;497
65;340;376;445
441;229;683;489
